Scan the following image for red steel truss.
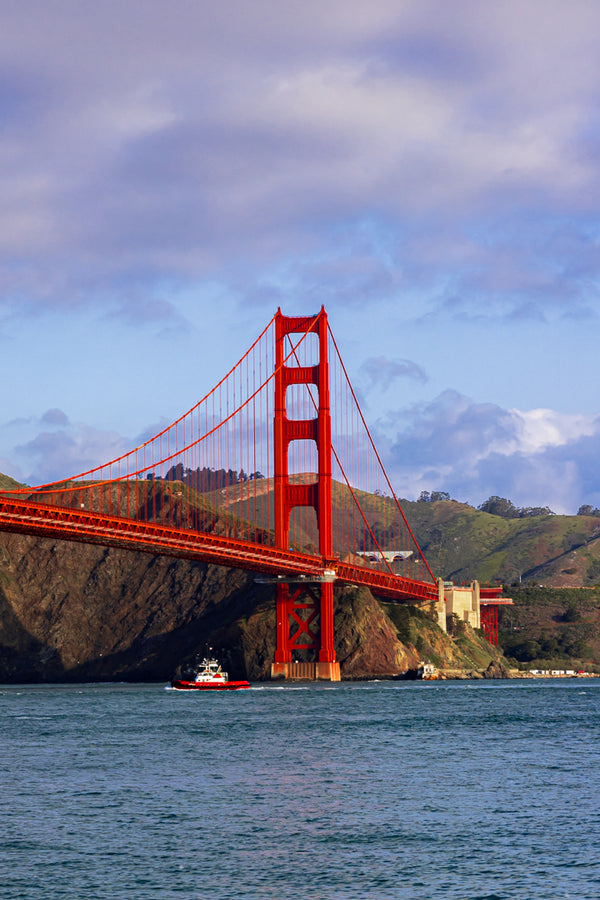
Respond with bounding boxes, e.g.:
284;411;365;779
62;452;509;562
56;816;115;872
480;587;514;646
0;495;436;600
480;603;499;646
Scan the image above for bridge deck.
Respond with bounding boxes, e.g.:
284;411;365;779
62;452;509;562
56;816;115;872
0;496;438;603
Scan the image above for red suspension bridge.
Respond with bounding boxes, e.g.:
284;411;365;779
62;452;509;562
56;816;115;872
0;308;446;680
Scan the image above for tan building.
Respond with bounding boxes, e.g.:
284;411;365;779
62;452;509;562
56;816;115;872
436;579;481;631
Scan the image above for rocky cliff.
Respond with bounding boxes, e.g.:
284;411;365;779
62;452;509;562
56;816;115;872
0;531;503;683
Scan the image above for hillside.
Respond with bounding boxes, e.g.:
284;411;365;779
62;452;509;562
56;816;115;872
386;498;600;586
210;480;600;587
0;473;23;492
0;529;506;683
2;471;600;680
498;585;600;672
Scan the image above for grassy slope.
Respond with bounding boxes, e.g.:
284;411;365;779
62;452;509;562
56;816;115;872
214;481;600;587
381;601;507;672
402;499;600;586
0;474;25;491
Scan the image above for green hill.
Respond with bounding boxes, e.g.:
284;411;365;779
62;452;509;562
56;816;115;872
0;473;24;492
211;480;600;587
401;498;600;587
497;585;600;672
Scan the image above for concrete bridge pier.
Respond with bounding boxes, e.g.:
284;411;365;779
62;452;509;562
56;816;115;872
271;661;341;681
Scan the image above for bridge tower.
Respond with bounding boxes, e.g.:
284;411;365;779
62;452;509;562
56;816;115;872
271;308;340;681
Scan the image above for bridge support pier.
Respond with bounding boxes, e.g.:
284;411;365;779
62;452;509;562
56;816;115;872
315;661;341;681
271;580;341;681
271;661;341;682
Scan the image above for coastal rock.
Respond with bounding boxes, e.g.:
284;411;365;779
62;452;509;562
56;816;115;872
482;659;511;679
333;586;420;678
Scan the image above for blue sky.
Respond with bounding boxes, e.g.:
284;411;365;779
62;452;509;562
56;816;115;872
1;0;600;513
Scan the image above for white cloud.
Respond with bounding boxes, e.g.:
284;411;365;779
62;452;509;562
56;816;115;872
360;356;428;391
0;409;132;486
506;408;598;455
0;408;181;487
16;424;131;487
379;391;600;513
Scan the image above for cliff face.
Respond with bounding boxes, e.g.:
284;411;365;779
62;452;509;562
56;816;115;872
0;532;500;682
232;586;423;681
0;532;259;682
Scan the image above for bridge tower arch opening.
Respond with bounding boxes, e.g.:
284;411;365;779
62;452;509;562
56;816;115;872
272;307;340;681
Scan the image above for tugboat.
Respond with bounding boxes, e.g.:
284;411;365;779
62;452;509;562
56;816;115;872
170;657;250;691
400;661;439;681
418;662;439;680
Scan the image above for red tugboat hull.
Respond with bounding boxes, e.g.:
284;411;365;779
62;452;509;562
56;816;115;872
171;656;250;691
170;679;251;691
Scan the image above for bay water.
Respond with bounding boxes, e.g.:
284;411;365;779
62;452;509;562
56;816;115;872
1;679;599;899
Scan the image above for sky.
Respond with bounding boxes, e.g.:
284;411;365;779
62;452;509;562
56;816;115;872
1;0;600;514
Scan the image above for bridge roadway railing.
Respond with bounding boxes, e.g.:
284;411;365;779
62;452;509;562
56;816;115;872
0;496;438;604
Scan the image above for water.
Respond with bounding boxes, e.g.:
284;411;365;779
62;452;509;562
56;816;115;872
1;680;600;900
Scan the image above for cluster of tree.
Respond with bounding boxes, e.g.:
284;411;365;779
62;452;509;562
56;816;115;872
417;491;452;503
576;505;600;517
416;490;559;518
477;496;554;518
147;465;263;492
501;630;591;663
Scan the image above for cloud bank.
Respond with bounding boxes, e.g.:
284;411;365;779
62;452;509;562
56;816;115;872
1;0;600;323
1;1;599;514
1;395;599;516
378;391;600;513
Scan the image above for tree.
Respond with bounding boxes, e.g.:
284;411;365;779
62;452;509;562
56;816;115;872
418;490;451;503
518;506;555;518
577;504;600;517
478;496;518;518
446;613;467;636
478;496;554;518
562;602;581;623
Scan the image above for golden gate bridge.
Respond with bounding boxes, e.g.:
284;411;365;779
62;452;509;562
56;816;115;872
0;308;500;680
